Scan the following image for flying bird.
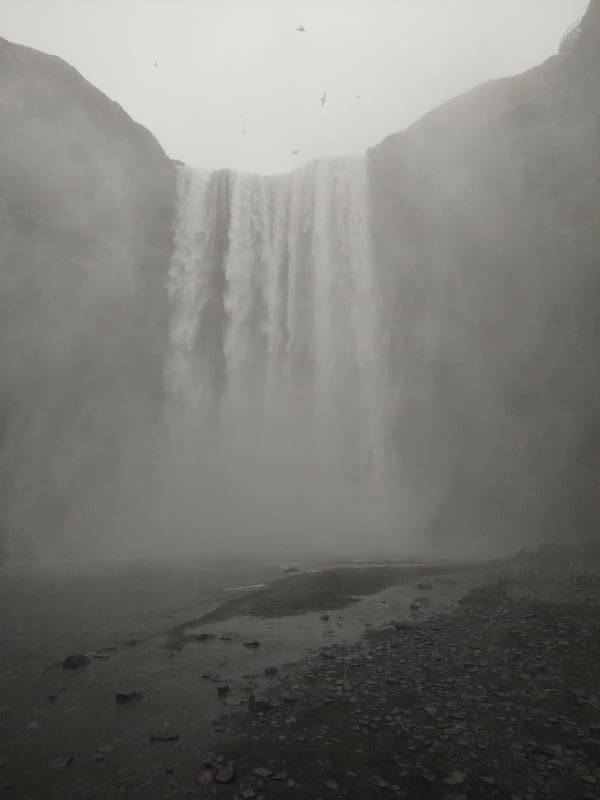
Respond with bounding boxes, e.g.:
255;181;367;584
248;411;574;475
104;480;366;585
242;127;247;134
296;25;306;32
356;95;361;100
291;150;301;156
153;60;158;68
320;92;327;108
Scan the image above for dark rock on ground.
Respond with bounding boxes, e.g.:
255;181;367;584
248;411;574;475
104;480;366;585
62;654;91;670
115;690;143;705
215;759;234;783
48;756;74;769
148;732;179;744
213;573;600;799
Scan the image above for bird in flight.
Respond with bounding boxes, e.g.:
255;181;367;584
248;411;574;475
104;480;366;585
153;60;158;68
356;95;362;100
242;126;247;134
291;149;301;156
320;92;327;108
296;25;306;32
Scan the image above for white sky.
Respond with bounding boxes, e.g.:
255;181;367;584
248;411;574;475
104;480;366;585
0;0;590;174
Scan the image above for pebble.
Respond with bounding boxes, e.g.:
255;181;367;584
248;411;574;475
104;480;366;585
48;755;74;769
115;690;143;705
215;760;235;783
62;653;91;670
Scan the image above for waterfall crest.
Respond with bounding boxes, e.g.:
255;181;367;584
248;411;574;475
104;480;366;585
165;157;395;553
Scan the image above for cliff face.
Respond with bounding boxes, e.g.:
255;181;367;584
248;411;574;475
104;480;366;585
368;0;600;551
0;37;176;557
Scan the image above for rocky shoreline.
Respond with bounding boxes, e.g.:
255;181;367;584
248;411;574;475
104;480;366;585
203;570;600;800
2;557;600;798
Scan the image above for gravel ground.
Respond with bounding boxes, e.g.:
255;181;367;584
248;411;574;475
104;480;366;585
2;555;599;799
198;569;600;800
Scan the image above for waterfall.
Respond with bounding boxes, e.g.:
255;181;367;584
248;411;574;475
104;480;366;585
165;157;394;552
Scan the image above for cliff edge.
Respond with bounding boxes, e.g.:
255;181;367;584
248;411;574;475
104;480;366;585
0;37;176;556
368;0;600;551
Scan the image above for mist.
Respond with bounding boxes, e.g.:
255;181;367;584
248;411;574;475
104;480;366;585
1;1;599;567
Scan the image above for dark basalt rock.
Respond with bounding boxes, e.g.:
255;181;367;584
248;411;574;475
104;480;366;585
115;690;143;705
62;653;91;670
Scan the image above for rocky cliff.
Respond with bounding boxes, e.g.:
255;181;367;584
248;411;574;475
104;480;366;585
368;0;600;551
0;37;176;557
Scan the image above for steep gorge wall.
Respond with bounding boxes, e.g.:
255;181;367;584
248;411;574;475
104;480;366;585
368;0;600;551
0;37;176;557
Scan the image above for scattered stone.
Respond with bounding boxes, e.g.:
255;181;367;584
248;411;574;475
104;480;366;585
218;684;230;696
320;614;330;622
215;760;235;783
284;566;300;574
443;771;466;786
62;654;90;670
196;770;214;785
417;582;433;590
241;790;256;800
248;693;274;713
192;633;215;642
264;666;278;678
49;756;74;769
324;779;339;790
253;767;273;778
149;732;180;743
115;690;143;705
393;622;412;633
243;641;261;649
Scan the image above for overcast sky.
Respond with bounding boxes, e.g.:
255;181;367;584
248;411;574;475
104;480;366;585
0;0;590;173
